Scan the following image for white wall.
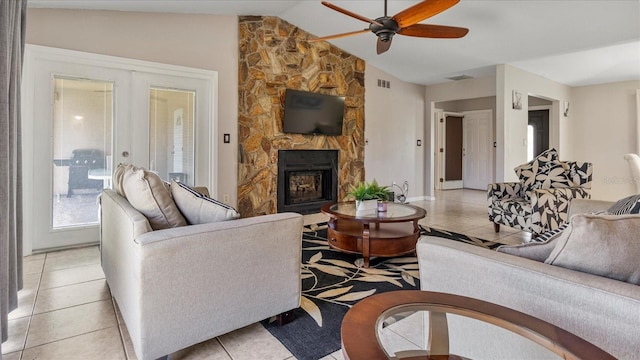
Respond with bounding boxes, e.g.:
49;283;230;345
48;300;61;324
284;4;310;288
569;80;640;200
364;64;425;200
424;75;497;198
26;9;239;204
496;65;572;182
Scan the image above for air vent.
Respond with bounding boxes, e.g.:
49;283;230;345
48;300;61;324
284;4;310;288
447;75;474;81
377;79;391;88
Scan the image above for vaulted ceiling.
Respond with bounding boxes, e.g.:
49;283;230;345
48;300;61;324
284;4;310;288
28;0;640;86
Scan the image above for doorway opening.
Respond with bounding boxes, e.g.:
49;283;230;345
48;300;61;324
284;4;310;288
528;96;552;161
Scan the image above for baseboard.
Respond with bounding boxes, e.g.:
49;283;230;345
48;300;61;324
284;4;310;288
406;196;434;202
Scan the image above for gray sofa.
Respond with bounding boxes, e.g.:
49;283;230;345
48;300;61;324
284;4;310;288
100;189;303;360
417;199;640;359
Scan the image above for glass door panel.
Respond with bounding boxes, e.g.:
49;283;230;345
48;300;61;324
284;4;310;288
52;77;113;228
149;88;195;186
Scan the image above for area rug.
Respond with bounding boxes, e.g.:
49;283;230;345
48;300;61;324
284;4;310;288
262;223;500;360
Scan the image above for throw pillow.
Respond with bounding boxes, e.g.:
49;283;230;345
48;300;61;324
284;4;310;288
112;163;135;197
170;181;240;224
497;223;569;262
607;194;640;215
122;166;187;230
544;213;640;285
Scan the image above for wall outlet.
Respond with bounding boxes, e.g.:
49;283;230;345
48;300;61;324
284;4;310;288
223;194;230;203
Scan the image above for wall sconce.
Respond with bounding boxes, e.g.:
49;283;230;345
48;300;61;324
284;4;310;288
563;101;570;117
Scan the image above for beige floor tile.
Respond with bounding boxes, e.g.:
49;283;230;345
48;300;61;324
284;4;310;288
329;349;345;360
386;311;427;349
2;351;22;360
43;246;100;272
22;326;126;360
171;338;232;360
377;326;422;357
39;263;105;290
23;258;45;275
498;231;533;245
8;273;40;320
118;323;137;360
34;279;110;314
26;299;117;348
24;253;46;261
218;323;293;360
2;317;29;354
463;224;522;243
303;212;329;226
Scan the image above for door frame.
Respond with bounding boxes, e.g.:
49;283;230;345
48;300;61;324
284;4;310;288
22;45;218;254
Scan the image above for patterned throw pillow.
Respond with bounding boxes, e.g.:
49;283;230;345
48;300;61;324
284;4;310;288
607;194;640;215
170;181;240;224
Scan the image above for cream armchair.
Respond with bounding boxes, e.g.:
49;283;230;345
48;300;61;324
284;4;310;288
487;149;592;235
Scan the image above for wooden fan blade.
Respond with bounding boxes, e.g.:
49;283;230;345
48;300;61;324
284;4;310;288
322;1;384;27
308;29;370;43
393;0;460;28
376;37;393;55
398;24;468;38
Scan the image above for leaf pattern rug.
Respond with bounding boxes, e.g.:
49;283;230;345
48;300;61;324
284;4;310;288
262;223;499;360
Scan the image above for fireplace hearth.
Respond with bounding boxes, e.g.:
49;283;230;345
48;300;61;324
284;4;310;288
277;150;338;214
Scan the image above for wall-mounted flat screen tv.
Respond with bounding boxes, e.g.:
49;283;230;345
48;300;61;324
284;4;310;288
282;89;345;136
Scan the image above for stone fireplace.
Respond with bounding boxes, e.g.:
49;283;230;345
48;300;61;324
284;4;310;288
237;16;365;217
277;150;338;214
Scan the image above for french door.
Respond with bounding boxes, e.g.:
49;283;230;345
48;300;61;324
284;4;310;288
23;46;216;252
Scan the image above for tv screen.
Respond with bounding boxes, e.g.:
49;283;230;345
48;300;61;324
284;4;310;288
282;89;345;136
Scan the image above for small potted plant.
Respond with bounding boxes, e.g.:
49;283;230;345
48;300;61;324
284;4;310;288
347;180;392;211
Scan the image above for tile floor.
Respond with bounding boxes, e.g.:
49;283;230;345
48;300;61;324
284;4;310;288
2;189;531;360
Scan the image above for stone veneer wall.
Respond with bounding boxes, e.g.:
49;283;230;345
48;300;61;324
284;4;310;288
237;16;365;217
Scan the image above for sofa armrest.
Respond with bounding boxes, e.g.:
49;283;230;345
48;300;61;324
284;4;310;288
568;198;614;217
417;236;640;359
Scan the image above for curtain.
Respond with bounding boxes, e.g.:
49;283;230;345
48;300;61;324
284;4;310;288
0;0;26;351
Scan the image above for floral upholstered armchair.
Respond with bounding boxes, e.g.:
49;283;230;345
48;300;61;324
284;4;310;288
488;148;593;235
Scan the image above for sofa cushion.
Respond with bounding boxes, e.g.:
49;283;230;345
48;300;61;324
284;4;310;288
544;213;640;285
170;181;240;224
607;194;640;215
122;166;187;230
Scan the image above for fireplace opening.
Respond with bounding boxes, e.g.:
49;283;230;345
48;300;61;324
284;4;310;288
287;171;324;204
278;150;338;214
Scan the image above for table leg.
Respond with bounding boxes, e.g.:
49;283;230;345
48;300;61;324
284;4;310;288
363;223;370;268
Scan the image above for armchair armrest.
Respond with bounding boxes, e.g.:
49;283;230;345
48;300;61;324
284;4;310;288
530;187;591;232
487;182;523;203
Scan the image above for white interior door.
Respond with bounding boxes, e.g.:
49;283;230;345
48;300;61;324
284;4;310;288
463;110;494;190
23;46;216;253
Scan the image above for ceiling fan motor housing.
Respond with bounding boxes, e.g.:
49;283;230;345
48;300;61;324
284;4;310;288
370;17;400;42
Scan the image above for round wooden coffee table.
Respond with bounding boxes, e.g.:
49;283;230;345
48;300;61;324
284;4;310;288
341;290;616;360
321;202;426;268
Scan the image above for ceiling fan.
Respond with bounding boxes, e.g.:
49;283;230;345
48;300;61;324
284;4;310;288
308;0;469;55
